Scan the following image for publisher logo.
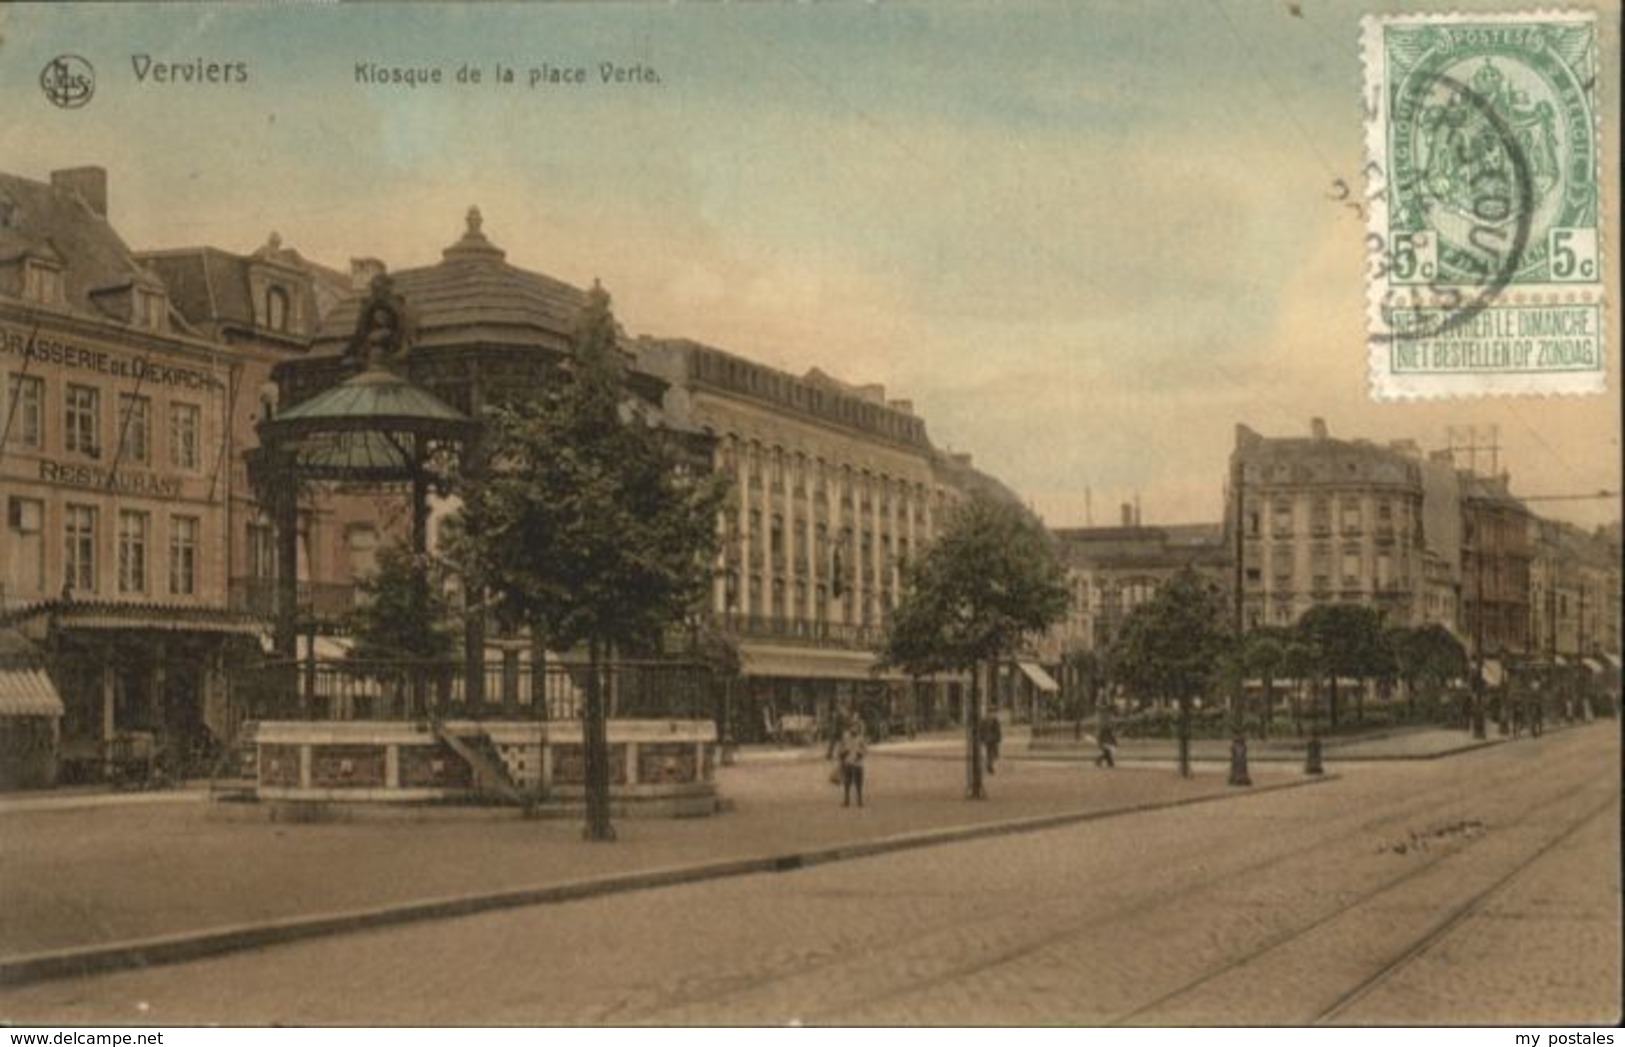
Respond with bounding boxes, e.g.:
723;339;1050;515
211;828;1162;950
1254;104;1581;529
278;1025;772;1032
40;55;95;109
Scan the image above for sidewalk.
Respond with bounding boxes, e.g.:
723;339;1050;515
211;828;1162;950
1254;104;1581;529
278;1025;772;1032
734;722;1534;768
0;747;1329;985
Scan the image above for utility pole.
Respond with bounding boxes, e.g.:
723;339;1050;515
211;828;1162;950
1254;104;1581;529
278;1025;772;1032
1469;519;1488;740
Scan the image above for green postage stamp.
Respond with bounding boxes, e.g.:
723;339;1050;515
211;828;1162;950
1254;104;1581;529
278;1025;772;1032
1363;11;1604;399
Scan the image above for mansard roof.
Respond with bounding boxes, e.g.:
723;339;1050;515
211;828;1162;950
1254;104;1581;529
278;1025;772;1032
311;208;593;356
0;170;158;322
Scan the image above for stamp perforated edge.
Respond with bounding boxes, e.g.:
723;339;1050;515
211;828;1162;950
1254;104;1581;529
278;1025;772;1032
1361;9;1609;401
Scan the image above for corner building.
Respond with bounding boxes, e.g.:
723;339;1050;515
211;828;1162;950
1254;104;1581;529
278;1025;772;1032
1229;419;1432;630
641;339;988;741
1;167;281;779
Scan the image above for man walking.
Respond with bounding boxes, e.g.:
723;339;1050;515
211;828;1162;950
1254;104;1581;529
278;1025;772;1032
1094;722;1117;768
979;712;1003;775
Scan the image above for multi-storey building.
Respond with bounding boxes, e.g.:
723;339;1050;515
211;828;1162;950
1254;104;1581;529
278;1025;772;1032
1530;517;1614;663
139;235;351;620
1229;420;1428;631
0;167;288;778
1049;512;1229;655
642;339;1019;738
1460;473;1533;677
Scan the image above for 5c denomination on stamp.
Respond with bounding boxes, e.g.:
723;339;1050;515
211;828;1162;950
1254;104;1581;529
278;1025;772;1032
1362;12;1604;399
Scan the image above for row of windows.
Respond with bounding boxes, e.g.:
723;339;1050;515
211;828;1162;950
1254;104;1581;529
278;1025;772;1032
723;438;940;506
1244;496;1408;538
4;375;203;468
732;575;896;627
9;497;201;596
735;512;912;567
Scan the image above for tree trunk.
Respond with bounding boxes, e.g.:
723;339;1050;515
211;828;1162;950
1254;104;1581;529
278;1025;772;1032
582;637;615;841
966;659;985;800
1261;675;1274;740
1329;676;1340;728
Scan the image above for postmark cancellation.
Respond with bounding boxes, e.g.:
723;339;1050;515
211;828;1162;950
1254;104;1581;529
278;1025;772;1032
1362;11;1605;399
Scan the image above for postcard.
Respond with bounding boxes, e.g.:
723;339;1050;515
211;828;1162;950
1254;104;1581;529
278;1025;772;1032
0;0;1619;1032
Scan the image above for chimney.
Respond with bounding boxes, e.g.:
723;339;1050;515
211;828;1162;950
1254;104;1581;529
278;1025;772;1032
350;257;386;290
51;167;107;218
1311;417;1329;440
1121;503;1134;527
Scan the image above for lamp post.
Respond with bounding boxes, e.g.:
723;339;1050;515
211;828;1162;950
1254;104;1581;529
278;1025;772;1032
1232;452;1247;736
1469;519;1488;740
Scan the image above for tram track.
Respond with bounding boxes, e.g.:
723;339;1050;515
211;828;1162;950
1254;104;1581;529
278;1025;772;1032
629;736;1602;1024
1310;795;1620;1025
1105;773;1617;1026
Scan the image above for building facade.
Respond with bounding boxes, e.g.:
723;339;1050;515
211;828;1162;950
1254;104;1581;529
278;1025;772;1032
1530;517;1614;663
1460;473;1533;673
1229;420;1430;631
1;167;279;778
1049;515;1229;656
642;339;1011;739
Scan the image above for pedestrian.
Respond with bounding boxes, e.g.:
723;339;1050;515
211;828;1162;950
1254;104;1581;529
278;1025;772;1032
1228;735;1252;787
979;712;1003;775
836;719;867;808
1094;723;1117;768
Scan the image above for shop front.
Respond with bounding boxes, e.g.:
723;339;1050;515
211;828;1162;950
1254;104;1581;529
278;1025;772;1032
37;604;260;781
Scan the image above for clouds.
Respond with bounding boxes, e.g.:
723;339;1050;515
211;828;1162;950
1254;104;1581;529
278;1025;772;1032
3;1;1618;530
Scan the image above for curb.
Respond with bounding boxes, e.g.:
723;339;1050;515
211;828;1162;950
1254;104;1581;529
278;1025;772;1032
0;773;1334;989
0;789;207;817
1014;736;1510;765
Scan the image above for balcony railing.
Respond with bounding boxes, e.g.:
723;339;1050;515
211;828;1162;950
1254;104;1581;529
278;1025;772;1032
721;613;884;649
236;658;717;723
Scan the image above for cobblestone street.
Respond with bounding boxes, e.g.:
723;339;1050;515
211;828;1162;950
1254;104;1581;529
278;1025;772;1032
1;725;1615;1026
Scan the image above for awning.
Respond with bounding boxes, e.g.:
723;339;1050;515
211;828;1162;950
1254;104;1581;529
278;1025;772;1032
1016;661;1060;693
1606;654;1623;669
739;645;904;682
1481;659;1505;687
1583;658;1605;674
0;666;66;718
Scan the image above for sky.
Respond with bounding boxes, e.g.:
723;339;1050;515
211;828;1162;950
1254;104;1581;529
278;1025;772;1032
3;0;1620;530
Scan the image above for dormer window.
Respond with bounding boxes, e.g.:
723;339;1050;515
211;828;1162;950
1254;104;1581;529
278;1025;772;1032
265;285;291;332
23;258;65;305
134;288;167;330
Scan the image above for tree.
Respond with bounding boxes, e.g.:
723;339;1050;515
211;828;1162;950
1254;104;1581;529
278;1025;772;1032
460;283;726;840
1297;603;1391;729
346;539;456;717
881;493;1067;799
1391;624;1468;722
346;540;456;663
1109;568;1230;777
1240;626;1294;739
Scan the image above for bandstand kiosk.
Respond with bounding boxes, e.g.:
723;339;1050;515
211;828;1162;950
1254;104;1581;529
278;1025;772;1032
242;211;717;817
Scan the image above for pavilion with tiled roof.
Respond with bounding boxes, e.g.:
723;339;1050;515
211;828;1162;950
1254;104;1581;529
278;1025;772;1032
277;207;667;417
